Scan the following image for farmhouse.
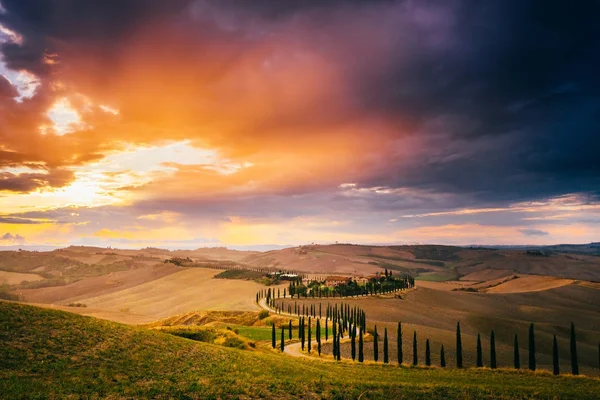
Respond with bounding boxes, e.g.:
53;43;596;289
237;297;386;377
324;275;352;287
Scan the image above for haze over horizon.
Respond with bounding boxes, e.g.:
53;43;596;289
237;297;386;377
1;0;599;249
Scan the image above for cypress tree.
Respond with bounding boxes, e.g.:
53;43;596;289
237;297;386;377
316;318;321;355
476;333;483;367
528;323;536;371
514;333;520;369
570;322;579;375
440;344;446;367
384;328;389;363
413;331;418;365
325;318;329;341
272;324;276;349
289;320;292;340
374;325;379;362
351;324;356;360
490;330;497;369
553;334;560;375
308;317;312;354
281;327;285;352
397;321;403;364
359;328;364;362
301;318;305;351
425;339;431;366
335;331;341;361
333;320;337;358
456;322;463;368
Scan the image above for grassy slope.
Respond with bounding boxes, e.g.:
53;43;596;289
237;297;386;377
1;302;599;399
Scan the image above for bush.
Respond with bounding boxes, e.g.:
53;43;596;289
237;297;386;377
258;310;269;320
222;337;246;349
165;328;217;343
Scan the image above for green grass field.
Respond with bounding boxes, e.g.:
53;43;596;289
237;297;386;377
1;302;599;399
415;269;460;282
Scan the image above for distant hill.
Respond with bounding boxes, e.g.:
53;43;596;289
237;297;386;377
1;301;598;399
240;244;600;281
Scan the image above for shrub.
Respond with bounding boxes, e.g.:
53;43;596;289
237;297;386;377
258;310;269;320
166;328;217;343
222;337;246;349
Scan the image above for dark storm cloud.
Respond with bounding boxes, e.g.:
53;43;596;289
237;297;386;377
358;0;600;202
0;0;193;76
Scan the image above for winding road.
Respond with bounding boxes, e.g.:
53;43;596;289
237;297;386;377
258;297;356;360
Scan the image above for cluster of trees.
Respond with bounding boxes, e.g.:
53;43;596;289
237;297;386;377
286;272;414;299
256;274;414;304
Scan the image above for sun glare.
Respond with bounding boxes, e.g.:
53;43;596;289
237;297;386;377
46;97;82;135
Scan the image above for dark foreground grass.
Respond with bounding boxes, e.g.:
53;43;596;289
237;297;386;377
1;302;599;399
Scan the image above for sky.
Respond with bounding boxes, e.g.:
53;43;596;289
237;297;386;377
0;0;599;250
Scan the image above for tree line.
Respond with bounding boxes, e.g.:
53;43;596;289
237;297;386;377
270;316;593;376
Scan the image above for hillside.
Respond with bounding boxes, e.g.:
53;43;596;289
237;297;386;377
240;244;600;281
1;302;599;399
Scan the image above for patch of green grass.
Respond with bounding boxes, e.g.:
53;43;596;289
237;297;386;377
214;269;265;280
234;325;328;341
364;254;445;267
390;245;462;262
415;269;460;282
1;302;598;399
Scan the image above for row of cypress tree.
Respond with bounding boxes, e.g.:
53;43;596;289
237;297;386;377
256;274;414;303
273;317;591;375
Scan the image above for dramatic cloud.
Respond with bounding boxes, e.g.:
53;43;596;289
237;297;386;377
0;0;598;247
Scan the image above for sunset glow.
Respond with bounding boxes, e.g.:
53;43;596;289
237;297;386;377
0;1;598;249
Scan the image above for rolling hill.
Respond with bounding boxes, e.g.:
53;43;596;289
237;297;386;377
1;301;599;399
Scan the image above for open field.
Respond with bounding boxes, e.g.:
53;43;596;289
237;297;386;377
0;270;44;285
16;263;182;304
75;268;284;322
482;275;575;294
2;302;599;399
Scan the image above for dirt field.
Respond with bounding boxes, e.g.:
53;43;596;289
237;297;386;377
17;263;181;304
482;275;575;294
455;250;600;281
77;268;286;323
0;271;44;285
